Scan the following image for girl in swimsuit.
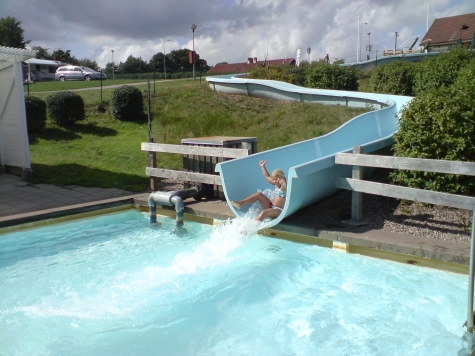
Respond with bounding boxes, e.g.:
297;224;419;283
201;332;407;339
231;160;287;221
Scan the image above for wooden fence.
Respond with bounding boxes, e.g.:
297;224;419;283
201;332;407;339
334;146;475;333
141;142;250;192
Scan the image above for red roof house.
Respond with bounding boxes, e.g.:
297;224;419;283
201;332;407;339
421;13;475;51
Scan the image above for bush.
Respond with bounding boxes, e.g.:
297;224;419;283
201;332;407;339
46;91;85;127
304;62;358;91
390;84;475;195
24;95;47;134
413;47;474;96
369;61;415;96
110;85;145;121
247;64;302;85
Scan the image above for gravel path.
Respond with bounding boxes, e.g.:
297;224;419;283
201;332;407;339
302;169;472;244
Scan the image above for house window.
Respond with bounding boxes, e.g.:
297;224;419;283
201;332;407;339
36;65;40;70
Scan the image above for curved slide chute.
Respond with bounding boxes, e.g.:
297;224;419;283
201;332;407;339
207;75;413;228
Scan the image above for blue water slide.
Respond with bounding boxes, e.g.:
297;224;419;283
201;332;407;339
207;75;413;228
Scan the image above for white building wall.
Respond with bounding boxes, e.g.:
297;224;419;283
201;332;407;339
0;50;33;175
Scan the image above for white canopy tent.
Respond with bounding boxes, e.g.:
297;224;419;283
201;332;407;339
0;46;36;178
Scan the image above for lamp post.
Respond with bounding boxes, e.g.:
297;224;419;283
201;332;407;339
359;22;367;62
163;39;171;79
111;49;114;80
394;32;399;52
367;32;371;60
191;24;197;80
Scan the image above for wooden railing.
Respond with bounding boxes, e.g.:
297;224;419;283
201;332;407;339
335;146;475;333
141;142;250;190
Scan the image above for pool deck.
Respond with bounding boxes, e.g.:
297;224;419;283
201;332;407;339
0;173;470;271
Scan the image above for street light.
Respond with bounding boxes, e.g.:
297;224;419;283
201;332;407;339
163;39;171;79
367;32;371;60
111;49;114;80
191;24;197;79
359;21;367;62
394;32;399;52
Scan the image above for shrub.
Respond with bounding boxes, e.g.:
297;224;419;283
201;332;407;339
110;85;145;121
390;84;475;195
304;62;358;91
46;91;85;127
369;61;415;96
413;47;474;96
247;64;302;85
24;95;47;134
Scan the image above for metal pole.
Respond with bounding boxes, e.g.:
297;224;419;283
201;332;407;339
100;70;103;102
111;50;114;80
192;29;195;79
164;39;170;80
191;24;197;80
394;32;398;52
357;13;360;63
467;209;475;333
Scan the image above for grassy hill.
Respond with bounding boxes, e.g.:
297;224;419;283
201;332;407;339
27;79;370;192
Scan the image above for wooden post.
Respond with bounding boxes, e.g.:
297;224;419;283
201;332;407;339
351;146;364;221
467;209;475;333
149;151;157;192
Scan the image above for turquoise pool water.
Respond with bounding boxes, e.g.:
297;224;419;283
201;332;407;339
0;210;472;355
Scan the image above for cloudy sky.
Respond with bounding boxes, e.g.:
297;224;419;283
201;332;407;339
1;0;474;68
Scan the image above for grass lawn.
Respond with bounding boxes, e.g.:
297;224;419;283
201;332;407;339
27;79;371;192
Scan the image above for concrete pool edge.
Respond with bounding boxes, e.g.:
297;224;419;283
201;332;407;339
140;196;470;273
262;225;469;275
0;194;143;229
0;194;469;274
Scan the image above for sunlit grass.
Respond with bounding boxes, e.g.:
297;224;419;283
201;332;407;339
28;80;369;192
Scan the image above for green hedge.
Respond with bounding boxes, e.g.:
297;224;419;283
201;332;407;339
304;62;358;91
110;85;145;121
390;83;475;195
247;64;303;85
24;96;47;134
369;61;415;96
46;91;84;127
412;47;474;96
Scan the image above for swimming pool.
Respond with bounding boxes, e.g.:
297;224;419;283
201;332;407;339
0;210;472;355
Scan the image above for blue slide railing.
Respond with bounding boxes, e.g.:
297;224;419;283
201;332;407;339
207;75;413;228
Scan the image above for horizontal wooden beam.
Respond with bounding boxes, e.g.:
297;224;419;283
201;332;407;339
335;153;475;176
335;177;475;210
141;142;249;158
146;167;222;185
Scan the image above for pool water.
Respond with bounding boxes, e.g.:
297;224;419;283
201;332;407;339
0;210;472;355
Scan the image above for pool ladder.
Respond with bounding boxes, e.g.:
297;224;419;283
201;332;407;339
148;184;206;224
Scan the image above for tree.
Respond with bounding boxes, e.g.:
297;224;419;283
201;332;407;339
104;62;116;77
0;16;30;48
149;48;210;74
78;58;99;71
121;55;148;74
32;46;52;60
149;52;165;73
51;49;80;65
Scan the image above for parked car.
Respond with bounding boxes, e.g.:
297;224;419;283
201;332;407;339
55;66;106;81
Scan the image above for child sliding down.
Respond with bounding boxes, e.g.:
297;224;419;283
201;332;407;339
231;160;286;221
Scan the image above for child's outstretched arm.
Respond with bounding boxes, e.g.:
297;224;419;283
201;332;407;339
259;160;274;184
